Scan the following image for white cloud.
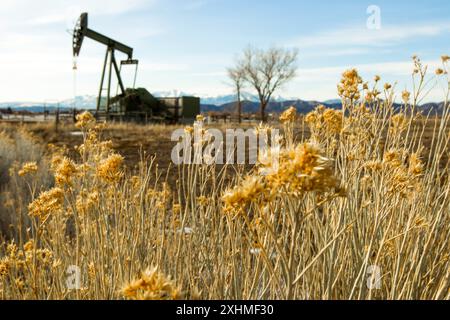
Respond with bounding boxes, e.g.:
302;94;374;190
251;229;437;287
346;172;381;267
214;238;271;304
281;58;445;102
299;48;393;59
282;21;449;101
184;0;211;10
295;59;442;82
291;22;450;49
140;63;190;72
189;71;228;77
0;0;156;26
0;0;164;101
1;3;447;103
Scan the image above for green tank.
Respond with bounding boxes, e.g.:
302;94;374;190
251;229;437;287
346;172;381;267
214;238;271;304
108;88;200;123
109;88;169;118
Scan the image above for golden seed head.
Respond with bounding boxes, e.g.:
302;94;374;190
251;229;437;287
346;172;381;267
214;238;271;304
383;149;403;167
408;153;424;176
23;240;34;252
28;187;64;221
75;111;96;129
96;153;124;183
172;203;181;214
279;106;297;123
389;114;407;134
121;267;182;300
18;162;38;177
222;175;265;213
435;68;444;75
54;157;77;187
402;90;410;103
305;106;342;135
338;69;362;100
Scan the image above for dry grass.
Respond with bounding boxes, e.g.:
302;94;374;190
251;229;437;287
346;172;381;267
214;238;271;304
0;128;53;240
0;56;449;300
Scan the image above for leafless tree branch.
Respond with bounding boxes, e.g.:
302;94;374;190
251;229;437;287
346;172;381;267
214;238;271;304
235;46;298;121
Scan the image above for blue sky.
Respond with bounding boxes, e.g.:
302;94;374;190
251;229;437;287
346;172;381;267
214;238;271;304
0;0;449;102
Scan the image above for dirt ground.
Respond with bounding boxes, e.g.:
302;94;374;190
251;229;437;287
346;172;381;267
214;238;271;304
5;121;259;188
1;117;448;184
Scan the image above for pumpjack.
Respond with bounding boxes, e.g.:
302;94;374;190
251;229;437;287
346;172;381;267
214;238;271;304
72;12;199;122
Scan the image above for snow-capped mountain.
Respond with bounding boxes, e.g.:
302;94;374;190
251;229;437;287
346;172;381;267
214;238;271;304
152;90;296;106
1;94;446;115
152;90;258;105
0;90;300;111
59;95;98;109
0;95;98;111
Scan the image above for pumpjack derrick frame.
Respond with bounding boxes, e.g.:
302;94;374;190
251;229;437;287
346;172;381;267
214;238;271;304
72;12;200;123
72;12;138;115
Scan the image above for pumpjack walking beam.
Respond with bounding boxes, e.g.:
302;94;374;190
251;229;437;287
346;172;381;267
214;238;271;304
72;12;139;114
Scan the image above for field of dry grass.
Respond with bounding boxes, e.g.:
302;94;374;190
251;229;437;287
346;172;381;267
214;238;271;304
0;57;449;300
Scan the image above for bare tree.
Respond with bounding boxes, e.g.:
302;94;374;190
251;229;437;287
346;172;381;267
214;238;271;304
239;46;298;122
227;66;245;123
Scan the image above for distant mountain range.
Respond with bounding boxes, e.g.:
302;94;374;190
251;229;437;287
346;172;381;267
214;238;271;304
201;99;339;114
0;92;446;115
0;91;296;110
151;90;294;106
201;99;447;115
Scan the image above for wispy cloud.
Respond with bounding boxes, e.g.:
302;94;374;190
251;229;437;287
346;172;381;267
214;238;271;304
1;0;156;27
299;48;394;59
291;22;450;49
184;0;211;10
295;59;442;82
284;58;445;102
140;63;190;72
189;71;227;77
